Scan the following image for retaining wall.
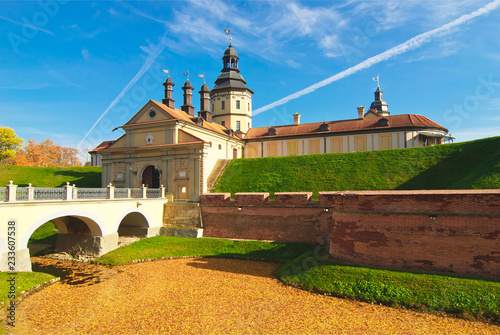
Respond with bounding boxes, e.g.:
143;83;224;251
327;190;500;279
200;192;331;243
200;190;500;279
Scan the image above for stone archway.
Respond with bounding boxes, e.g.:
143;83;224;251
142;165;160;188
117;212;150;238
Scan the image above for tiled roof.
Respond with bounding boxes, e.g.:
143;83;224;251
89;140;115;152
124;100;231;137
245;114;448;140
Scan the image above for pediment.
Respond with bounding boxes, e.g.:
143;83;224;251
124;100;176;126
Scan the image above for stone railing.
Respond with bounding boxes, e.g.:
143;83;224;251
1;181;171;202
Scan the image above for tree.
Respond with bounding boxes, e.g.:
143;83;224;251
14;139;82;167
0;127;24;161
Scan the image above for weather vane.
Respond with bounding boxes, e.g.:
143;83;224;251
224;28;232;43
198;73;206;84
372;74;380;88
183;71;189;80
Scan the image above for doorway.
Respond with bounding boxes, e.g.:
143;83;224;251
142;165;160;188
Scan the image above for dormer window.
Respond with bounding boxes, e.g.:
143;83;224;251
377;118;389;127
319;123;330;132
268;127;277;136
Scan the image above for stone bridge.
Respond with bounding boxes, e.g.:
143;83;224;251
0;182;171;272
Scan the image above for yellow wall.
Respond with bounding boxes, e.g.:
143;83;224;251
331;138;342;153
287;140;298;156
309;139;320;154
268;141;278;157
246;143;259;158
354;135;367;152
379;134;392;150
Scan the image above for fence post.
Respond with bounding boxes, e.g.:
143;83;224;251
160;184;165;198
108;183;115;199
7;181;17;202
127;188;131;198
27;183;35;201
64;182;73;201
142;184;147;199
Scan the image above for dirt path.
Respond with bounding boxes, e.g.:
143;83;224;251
12;258;500;334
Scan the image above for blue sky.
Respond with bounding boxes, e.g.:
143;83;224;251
1;0;499;161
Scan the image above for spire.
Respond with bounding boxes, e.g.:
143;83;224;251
369;78;389;116
162;75;175;108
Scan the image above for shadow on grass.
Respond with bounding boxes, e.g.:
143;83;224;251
54;170;101;187
397;137;500;190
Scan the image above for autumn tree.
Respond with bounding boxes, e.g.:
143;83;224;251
14;139;82;167
0;127;24;161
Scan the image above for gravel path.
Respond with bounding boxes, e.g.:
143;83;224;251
13;258;500;334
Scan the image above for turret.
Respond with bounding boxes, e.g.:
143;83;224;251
162;77;175;108
181;80;195;116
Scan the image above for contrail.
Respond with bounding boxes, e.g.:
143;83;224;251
253;0;500;116
77;37;168;149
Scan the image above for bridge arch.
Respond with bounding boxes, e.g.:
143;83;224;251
21;209;105;250
114;208;153;238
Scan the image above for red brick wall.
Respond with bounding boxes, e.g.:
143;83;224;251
200;192;330;243
200;190;500;279
328;190;500;279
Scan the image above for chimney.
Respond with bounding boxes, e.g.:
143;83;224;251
293;112;301;125
357;105;365;119
181;80;195;116
198;83;212;122
162;77;175;108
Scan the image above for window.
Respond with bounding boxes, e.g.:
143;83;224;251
149;110;156;119
218;144;222;150
319;123;330;132
222;121;226;127
236;100;240;109
268;127;277;136
236;121;241;130
221;101;225;110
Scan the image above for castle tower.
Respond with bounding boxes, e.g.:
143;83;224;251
162;76;175;108
181;80;195;116
369;85;389;116
210;43;254;133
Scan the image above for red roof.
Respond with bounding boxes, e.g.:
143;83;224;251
89;140;114;152
124;100;231;137
245;114;448;140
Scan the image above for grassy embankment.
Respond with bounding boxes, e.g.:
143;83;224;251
213;136;500;196
0;165;101;187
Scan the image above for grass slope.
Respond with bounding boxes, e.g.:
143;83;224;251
95;236;314;266
278;251;500;324
0;165;101;187
213;136;500;195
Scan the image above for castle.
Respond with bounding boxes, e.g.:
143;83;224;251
91;43;449;201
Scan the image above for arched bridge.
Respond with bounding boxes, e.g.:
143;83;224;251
0;182;171;272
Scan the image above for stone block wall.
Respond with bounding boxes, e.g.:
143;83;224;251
328;190;500;279
200;192;330;243
200;190;500;279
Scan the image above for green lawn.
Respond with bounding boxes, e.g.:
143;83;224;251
95;235;315;266
0;165;101;187
278;251;500;324
213;136;500;196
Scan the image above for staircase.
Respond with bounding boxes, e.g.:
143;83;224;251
206;159;230;192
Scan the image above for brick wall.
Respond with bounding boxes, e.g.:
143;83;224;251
200;190;500;279
327;190;500;279
200;192;331;243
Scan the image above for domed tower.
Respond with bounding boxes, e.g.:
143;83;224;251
369;85;390;117
210;43;254;133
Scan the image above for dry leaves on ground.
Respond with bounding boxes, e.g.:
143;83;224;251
12;258;500;334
